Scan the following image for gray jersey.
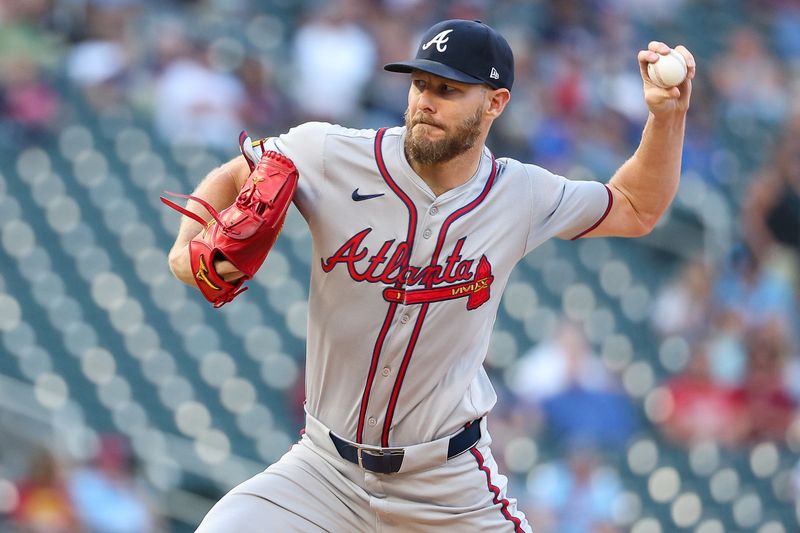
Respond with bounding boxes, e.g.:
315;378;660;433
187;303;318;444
258;122;611;447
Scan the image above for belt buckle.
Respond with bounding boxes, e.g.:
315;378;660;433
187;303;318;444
357;446;404;470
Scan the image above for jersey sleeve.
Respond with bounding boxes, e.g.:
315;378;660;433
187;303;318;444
257;121;332;223
524;165;613;255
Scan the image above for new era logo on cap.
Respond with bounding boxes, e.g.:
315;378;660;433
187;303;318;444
384;19;515;91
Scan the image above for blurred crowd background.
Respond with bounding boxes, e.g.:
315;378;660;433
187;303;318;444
0;0;799;532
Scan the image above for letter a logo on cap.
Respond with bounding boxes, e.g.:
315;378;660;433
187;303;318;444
422;29;454;53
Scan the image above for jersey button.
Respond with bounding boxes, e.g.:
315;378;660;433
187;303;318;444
423;228;432;239
368;417;377;427
400;314;409;324
430;206;438;215
381;367;391;377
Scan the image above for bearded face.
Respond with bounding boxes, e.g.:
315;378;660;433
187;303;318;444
404;104;483;166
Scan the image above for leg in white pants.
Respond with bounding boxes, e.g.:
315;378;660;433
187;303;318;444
195;437;375;533
195;433;531;533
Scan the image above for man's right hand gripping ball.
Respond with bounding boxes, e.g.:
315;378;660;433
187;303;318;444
162;133;298;307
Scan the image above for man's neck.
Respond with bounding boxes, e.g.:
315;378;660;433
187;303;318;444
407;144;485;197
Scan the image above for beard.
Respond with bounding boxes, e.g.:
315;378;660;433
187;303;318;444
404;106;483;165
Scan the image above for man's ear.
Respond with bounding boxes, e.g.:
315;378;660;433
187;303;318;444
486;88;511;118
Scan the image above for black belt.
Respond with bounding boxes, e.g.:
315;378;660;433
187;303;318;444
329;418;482;474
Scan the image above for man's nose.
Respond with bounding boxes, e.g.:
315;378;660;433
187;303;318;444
416;89;436;113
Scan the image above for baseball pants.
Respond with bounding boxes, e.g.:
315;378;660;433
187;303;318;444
195;417;531;532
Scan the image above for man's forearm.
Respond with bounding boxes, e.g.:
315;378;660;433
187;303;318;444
168;156;250;284
609;111;686;232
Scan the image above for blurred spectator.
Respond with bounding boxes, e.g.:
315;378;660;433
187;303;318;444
658;343;747;447
613;0;687;24
510;321;616;403
573;111;631;180
152;31;245;150
67;434;160;533
361;16;417;126
731;322;796;443
511;321;638;449
65;1;140;110
237;56;294;136
704;310;748;387
10;447;81;533
540;382;639;450
650;257;715;342
712;243;795;331
711;26;788;125
489;25;540;161
743;113;800;258
0;0;62;74
770;2;800;62
290;0;377;122
525;442;622;533
0;55;60;147
524;37;586;171
0;0;62;148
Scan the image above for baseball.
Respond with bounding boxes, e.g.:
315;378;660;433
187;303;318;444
647;48;688;88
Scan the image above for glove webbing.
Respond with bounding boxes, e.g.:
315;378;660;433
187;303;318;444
160;192;222;229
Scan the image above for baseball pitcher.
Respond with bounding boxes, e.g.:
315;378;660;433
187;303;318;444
166;19;695;533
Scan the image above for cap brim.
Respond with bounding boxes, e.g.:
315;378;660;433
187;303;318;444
384;59;485;85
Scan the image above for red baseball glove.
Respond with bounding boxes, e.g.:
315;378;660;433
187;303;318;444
161;132;298;307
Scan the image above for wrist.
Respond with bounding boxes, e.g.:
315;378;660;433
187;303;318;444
168;245;195;285
649;110;686;130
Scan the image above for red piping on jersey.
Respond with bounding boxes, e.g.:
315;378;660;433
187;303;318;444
357;128;418;443
470;448;526;533
432;155;498;265
380;302;429;446
570;184;613;240
381;154;498;446
356;300;398;442
374;128;418;251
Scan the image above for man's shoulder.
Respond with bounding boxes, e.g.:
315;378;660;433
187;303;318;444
289;121;398;142
495;157;554;179
280;123;407;156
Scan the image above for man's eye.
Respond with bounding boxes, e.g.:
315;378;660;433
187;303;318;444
413;80;426;90
441;85;456;94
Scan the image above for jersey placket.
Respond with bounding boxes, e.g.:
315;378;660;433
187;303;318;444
382;158;498;446
356;128;419;444
357;202;440;445
374;204;440;446
358;128;498;446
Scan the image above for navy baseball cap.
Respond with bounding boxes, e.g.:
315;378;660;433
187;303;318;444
384;19;514;91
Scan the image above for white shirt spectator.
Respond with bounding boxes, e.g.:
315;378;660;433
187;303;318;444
508;322;616;403
67;41;128;86
154;57;244;150
291;12;376;121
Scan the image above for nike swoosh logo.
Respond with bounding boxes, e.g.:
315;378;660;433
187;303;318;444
352;189;385;202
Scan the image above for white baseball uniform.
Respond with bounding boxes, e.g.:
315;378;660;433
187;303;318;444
195;122;612;532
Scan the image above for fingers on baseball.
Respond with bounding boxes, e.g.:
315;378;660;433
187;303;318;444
648;40;671;55
637;50;656;80
638;49;659;64
673;45;697;79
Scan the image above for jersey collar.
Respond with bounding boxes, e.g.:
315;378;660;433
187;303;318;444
395;127;494;203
